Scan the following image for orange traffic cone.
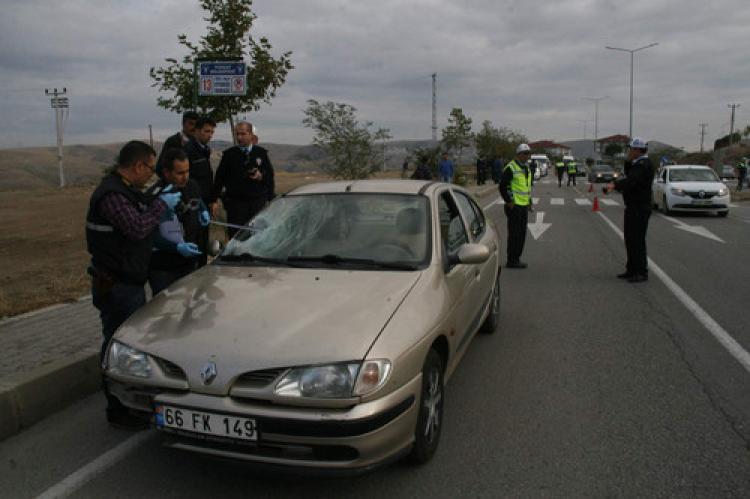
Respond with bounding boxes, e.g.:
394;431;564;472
588;182;593;193
592;196;600;212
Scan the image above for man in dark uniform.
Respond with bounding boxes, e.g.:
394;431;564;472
86;140;182;428
213;121;275;237
156;111;198;174
476;157;486;185
605;137;655;283
148;148;209;294
499;144;534;268
184;116;217;264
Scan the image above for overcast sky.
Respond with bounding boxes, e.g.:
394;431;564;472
1;0;749;150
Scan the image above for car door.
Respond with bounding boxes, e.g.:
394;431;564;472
436;189;476;355
451;190;497;335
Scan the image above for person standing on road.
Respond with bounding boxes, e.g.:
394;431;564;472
184;116;217;265
213;122;276;238
401;159;409;178
492;156;504;184
566;160;577;186
438;152;455;183
476;157;486;185
499;144;534;268
736;158;748;192
148;148;209;295
156;111;199;175
605;137;655;283
86;141;182;429
555;159;565;187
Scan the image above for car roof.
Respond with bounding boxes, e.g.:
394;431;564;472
287;179;446;196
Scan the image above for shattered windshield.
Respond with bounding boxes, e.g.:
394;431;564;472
220;193;431;266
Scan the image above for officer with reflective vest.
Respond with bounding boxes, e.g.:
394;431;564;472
498;143;534;268
555;159;565;187
736;157;748;192
86;140;182;429
566;159;578;186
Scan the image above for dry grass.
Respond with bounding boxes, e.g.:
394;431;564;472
0;170;403;318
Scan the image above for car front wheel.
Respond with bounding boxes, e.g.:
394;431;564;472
408;349;444;464
480;272;500;334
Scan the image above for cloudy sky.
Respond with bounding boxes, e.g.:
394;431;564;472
1;0;749;150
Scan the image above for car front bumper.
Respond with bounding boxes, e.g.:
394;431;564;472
106;373;421;472
668;194;730;212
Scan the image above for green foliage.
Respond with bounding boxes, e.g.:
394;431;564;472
302;99;391;180
413;144;442;178
604;143;623;157
149;0;293;131
473;120;528;160
441;108;473;158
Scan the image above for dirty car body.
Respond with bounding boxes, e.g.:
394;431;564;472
104;180;501;472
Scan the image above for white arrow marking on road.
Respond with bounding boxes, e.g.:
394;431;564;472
532;197;540;205
527;211;552;240
482;198;504;211
659;214;725;243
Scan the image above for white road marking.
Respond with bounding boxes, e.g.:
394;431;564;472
527;212;552;240
551;198;564;205
600;199;620;206
483;198;504;210
532;197;540;205
575;198;592;206
36;432;154;499
658;214;725;243
596;211;750;374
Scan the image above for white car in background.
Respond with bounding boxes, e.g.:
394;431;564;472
530;154;549;178
653;165;730;217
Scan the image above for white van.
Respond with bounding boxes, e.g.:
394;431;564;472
530;154;550;177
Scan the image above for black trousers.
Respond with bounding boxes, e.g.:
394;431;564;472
567;171;577;186
556;168;565;186
504;204;528;264
738;170;747;191
224;197;267;238
623;206;651;275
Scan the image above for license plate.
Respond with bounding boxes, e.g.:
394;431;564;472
693;199;711;205
155;405;258;441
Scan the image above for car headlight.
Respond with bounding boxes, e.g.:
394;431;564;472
718;188;728;196
106;341;152;378
670;187;687;196
596;173;602;177
274;360;391;398
613;173;619;178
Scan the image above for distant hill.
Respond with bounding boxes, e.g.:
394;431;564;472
0;139;442;191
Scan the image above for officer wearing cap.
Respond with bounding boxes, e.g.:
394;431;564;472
499;143;534;268
605;137;655;283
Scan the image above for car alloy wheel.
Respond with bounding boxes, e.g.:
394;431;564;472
408;349;444;464
480;272;500;334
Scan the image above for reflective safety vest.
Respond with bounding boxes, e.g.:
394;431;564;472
556;161;565;169
504;159;532;206
567;162;577;173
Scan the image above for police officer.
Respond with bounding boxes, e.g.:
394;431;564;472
605;137;655;283
213;121;276;237
736;157;748;192
499;144;534;268
184;116;217;264
148;148;210;294
566;159;577;186
555;159;565;187
86;141;181;428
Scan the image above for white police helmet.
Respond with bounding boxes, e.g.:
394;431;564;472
629;137;648;150
516;143;531;154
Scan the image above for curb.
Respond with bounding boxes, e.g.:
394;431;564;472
0;350;100;441
0;295;92;326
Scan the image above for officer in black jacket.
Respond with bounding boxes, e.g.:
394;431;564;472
156;110;198;174
184;116;217;265
213;121;275;237
605;137;655;283
86;141;182;428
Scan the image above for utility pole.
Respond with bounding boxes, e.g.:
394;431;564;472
605;43;658;138
576;119;591;140
148;124;154;147
728;104;740;145
431;73;437;141
45;88;69;188
699;123;708;153
583;96;608;156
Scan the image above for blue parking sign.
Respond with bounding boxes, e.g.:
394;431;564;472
199;61;246;96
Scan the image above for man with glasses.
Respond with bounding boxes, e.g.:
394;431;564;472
86;140;182;429
499;143;534;268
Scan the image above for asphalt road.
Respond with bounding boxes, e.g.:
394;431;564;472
2;177;750;498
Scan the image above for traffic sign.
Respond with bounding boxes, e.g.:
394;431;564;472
199;61;247;96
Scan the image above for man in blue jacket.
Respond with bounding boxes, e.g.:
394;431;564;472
438;152;454;183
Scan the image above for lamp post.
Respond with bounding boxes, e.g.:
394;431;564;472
583;96;608;156
605;43;658;139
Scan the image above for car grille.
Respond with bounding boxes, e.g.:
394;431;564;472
686;191;717;199
234;368;288;388
156;358;187;380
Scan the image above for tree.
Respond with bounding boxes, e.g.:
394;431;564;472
302;99;391;180
441;108;473;160
604;143;623;157
473;120;528;160
149;0;293;140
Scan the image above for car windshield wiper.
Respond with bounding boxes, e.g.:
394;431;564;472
288;254;420;271
218;253;301;267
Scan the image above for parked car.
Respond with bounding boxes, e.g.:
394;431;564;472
588;164;620;183
104;180;502;472
653;165;730;217
721;165;735;180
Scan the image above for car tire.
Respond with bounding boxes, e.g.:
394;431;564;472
407;349;444;465
718;211;728;217
479;272;500;335
662;195;673;215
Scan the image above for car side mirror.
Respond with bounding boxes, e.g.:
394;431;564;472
448;243;490;266
208;239;223;257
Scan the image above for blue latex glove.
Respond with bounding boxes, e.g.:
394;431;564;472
176;242;202;258
199;209;210;227
159;191;182;210
161;183;175;193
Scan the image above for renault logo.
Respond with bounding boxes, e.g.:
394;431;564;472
200;361;217;385
698;190;706;198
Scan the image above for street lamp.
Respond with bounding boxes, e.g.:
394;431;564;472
582;96;608;155
605;43;658;139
